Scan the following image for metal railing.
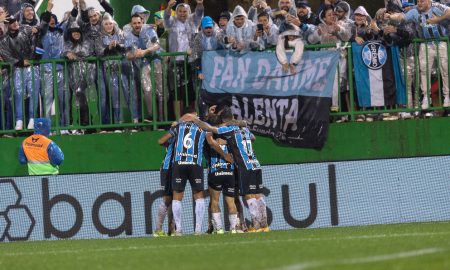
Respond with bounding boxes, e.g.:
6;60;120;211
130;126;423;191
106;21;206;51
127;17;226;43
1;39;449;134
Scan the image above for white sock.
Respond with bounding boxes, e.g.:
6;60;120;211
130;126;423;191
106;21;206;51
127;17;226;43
212;212;223;230
229;214;238;231
172;200;182;233
246;198;260;229
156;202;168;231
195;198;205;233
257;197;268;228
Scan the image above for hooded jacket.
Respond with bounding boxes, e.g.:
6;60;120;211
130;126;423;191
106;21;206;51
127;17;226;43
226;5;255;51
101;13;125;57
79;2;114;57
40;11;66;72
164;3;203;57
18;2;39;26
271;0;297;28
0;24;35;67
0;0;35;18
276;24;304;65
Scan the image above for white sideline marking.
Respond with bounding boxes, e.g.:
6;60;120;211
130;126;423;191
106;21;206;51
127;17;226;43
1;231;449;257
275;248;444;270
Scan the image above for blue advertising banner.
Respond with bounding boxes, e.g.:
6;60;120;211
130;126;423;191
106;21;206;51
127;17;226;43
201;50;340;149
1;156;449;242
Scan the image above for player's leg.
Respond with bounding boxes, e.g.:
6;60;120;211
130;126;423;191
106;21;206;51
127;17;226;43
223;173;238;233
171;164;187;235
190;165;205;235
254;169;269;232
240;169;261;231
154;169;173;237
209;187;224;233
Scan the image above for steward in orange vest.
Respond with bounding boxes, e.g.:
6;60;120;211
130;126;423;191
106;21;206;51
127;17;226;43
18;118;64;175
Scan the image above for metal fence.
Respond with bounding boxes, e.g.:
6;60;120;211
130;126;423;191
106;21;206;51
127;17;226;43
0;39;449;134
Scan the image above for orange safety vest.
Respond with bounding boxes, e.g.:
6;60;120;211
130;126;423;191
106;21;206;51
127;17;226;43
22;134;58;175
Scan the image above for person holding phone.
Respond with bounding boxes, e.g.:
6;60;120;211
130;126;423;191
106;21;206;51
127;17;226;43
252;11;279;50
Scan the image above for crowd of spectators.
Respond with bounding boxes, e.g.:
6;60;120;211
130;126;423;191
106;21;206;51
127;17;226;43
0;0;450;136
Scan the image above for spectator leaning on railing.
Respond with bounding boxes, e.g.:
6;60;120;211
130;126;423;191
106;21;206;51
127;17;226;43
225;5;255;52
387;0;450;110
63;20;93;130
0;15;40;131
78;0;114;125
191;16;225;117
40;0;70;134
310;6;351;112
252;11;279;51
164;0;203;116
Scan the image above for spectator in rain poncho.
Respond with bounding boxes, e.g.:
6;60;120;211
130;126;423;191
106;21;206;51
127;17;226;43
252;11;279;50
310;6;351;111
101;13;139;126
0;0;35;18
271;0;297;30
0;15;40;131
248;0;272;23
78;0;115;125
39;0;72;134
164;0;204;114
276;23;304;74
226;5;256;52
63;21;94;128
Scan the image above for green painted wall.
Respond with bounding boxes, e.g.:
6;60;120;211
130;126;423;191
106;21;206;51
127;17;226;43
1;118;450;177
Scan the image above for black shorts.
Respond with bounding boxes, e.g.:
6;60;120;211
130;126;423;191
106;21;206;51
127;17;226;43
237;168;263;195
160;169;173;196
171;162;204;192
208;171;235;197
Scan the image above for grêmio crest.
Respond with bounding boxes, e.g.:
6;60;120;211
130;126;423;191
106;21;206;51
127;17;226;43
361;42;387;70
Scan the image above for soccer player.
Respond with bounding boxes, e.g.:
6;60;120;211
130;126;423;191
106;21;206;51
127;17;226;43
162;108;206;235
153;131;176;237
185;107;269;232
204;114;238;234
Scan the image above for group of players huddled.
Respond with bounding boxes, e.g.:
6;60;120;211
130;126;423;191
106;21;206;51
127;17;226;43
153;105;269;236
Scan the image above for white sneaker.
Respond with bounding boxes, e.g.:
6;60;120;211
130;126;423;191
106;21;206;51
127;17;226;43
443;96;450;107
15;120;23;131
27;119;34;130
424;112;434;118
114;129;123;133
60;130;70;135
421;99;429;110
132;118;139;124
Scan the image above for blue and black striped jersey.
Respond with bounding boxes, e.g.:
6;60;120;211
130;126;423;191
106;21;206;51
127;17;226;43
170;122;206;166
217;126;261;171
206;136;235;174
161;136;175;171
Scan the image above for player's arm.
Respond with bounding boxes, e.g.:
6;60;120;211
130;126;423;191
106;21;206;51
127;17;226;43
158;133;173;145
224;119;247;127
184;114;219;133
206;133;233;163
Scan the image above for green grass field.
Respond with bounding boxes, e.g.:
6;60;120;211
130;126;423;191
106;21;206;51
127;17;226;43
1;222;450;270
